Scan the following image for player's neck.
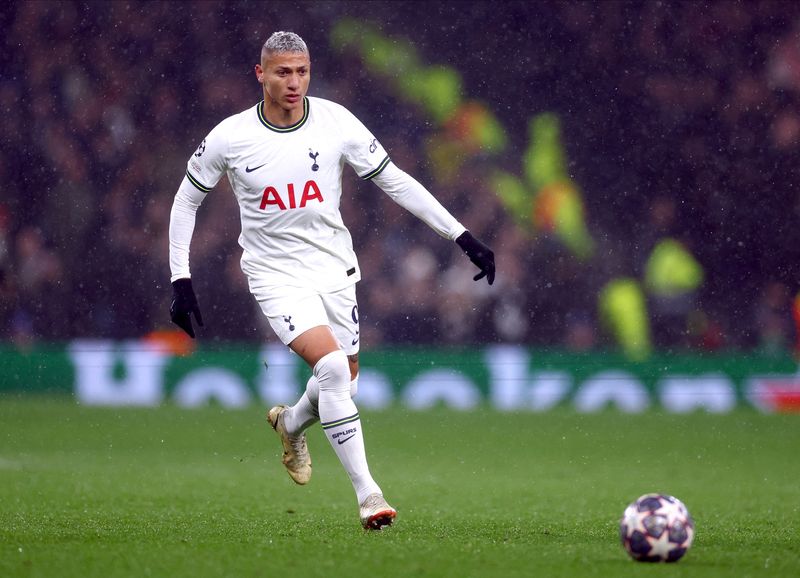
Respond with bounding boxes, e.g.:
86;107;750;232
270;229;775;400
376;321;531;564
262;99;304;127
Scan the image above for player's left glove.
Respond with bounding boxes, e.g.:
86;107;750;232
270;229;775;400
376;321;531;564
456;230;495;285
170;278;204;338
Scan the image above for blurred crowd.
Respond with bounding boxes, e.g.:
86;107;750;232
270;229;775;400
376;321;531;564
1;0;799;355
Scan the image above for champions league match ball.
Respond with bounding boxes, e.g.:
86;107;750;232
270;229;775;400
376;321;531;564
619;493;694;562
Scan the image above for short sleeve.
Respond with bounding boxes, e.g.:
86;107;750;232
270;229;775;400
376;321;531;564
185;122;229;192
341;109;391;181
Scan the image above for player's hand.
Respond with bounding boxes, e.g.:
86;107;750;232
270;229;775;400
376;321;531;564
170;278;204;338
456;231;495;285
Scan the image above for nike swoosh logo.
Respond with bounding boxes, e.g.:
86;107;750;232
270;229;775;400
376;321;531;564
351;337;359;346
245;163;266;173
337;433;356;445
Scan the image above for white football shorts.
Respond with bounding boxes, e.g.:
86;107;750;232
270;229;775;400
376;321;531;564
256;284;361;355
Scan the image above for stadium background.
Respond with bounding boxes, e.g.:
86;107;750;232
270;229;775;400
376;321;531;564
2;3;800;576
1;0;800;382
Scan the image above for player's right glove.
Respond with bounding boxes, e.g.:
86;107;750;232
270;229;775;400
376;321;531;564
170;278;204;338
456;230;495;285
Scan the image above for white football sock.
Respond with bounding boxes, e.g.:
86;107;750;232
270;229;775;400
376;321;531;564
282;376;319;435
283;374;359;435
314;350;380;503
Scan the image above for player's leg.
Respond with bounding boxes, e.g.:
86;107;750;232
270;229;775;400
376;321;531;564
282;358;358;435
282;295;359;433
259;287;394;527
259;289;330;485
289;325;380;501
260;296;358;446
281;376;319;434
284;353;358;434
321;288;396;530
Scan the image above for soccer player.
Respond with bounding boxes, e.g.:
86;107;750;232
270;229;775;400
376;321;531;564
168;31;495;530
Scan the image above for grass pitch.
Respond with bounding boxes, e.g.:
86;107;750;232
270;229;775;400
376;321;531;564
1;396;798;578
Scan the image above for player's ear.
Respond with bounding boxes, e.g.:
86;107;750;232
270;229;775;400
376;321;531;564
254;64;264;83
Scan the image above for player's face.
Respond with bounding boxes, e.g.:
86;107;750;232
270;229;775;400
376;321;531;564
257;51;311;113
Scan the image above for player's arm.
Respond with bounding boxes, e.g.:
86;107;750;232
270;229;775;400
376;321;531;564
168;178;207;337
340;104;495;284
370;163;495;284
168;125;229;337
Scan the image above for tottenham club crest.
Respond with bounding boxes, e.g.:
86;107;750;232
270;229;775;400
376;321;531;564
308;149;319;171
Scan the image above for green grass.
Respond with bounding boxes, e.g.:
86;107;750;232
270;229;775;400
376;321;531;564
1;396;798;577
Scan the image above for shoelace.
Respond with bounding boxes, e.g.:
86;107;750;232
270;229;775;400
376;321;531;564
288;435;308;461
362;495;383;510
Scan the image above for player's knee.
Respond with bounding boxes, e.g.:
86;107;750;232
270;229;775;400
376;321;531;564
305;372;355;404
313;349;350;393
347;353;359;381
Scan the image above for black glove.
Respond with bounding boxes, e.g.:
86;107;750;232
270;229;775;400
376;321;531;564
456;231;495;285
170;278;204;338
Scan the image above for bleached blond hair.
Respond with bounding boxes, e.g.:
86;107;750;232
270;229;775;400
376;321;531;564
262;31;308;59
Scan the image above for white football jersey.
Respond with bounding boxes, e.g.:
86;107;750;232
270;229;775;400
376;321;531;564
185;96;390;295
